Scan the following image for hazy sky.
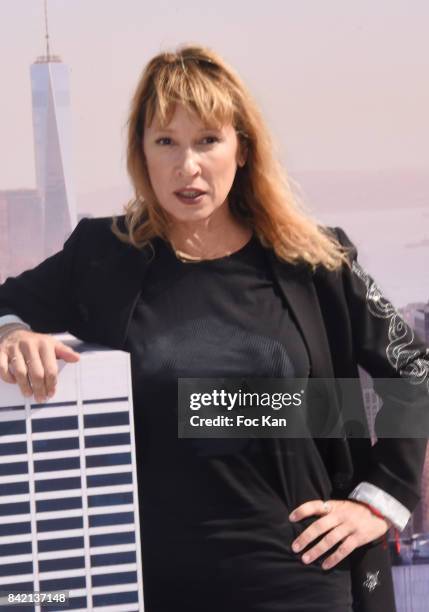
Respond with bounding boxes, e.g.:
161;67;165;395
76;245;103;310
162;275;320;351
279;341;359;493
0;0;428;195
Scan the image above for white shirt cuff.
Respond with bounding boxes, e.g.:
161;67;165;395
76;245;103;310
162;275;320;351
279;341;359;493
0;315;30;328
348;481;411;531
0;316;31;341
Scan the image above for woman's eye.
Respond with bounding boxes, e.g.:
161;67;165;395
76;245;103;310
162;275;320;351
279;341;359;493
155;136;219;146
201;136;219;145
156;137;172;145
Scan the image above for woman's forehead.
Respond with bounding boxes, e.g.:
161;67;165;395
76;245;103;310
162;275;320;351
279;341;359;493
146;103;229;131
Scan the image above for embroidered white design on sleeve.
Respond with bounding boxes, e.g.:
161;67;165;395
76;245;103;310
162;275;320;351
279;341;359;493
363;570;381;592
351;260;429;393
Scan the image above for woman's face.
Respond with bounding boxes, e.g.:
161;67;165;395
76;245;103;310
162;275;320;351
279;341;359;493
142;103;245;222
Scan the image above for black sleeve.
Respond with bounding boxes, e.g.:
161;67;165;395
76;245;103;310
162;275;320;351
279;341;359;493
0;217;90;336
334;225;429;513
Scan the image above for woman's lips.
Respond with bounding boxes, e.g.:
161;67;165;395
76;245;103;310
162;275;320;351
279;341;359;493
174;192;206;204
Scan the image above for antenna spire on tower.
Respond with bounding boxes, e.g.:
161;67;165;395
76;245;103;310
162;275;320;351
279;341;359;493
34;0;60;63
44;0;51;60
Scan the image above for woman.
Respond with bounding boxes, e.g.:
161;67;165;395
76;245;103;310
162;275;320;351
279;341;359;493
0;45;428;612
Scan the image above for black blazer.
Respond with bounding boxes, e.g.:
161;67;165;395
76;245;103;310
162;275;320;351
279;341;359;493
0;215;427;515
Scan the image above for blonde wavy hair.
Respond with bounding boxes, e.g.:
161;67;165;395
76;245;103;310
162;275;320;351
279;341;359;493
111;44;351;271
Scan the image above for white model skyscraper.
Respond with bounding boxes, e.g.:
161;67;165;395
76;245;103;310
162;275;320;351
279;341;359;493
0;338;145;611
30;1;77;257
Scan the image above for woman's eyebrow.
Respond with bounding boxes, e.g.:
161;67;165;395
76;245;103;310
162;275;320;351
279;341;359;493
152;126;222;133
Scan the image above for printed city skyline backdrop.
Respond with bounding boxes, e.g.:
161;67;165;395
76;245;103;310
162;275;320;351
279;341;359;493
0;1;428;606
0;0;428;306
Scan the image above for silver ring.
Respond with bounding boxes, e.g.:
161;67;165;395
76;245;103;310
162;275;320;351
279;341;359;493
322;501;331;514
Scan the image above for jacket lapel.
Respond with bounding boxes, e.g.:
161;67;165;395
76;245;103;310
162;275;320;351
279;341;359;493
264;250;335;379
85;241;153;349
265;250;344;435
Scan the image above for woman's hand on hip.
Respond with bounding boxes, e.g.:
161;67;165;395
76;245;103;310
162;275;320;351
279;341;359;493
288;499;392;570
0;328;80;402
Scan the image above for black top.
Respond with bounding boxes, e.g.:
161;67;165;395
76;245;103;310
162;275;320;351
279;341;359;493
125;234;352;611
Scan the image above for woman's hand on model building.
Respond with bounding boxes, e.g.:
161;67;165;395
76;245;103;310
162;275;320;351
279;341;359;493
0;328;80;403
288;499;393;570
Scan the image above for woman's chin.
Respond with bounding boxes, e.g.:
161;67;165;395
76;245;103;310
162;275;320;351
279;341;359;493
164;204;219;223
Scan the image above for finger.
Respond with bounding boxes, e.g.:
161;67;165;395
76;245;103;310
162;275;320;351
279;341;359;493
292;513;340;552
55;342;80;362
21;347;48;403
39;342;59;397
300;525;353;565
289;499;338;522
321;534;358;570
6;349;33;398
0;349;17;384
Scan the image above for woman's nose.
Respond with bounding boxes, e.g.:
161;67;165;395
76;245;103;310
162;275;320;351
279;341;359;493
176;149;200;177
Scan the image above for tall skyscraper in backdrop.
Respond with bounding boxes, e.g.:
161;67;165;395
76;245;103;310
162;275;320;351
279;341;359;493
30;0;77;256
